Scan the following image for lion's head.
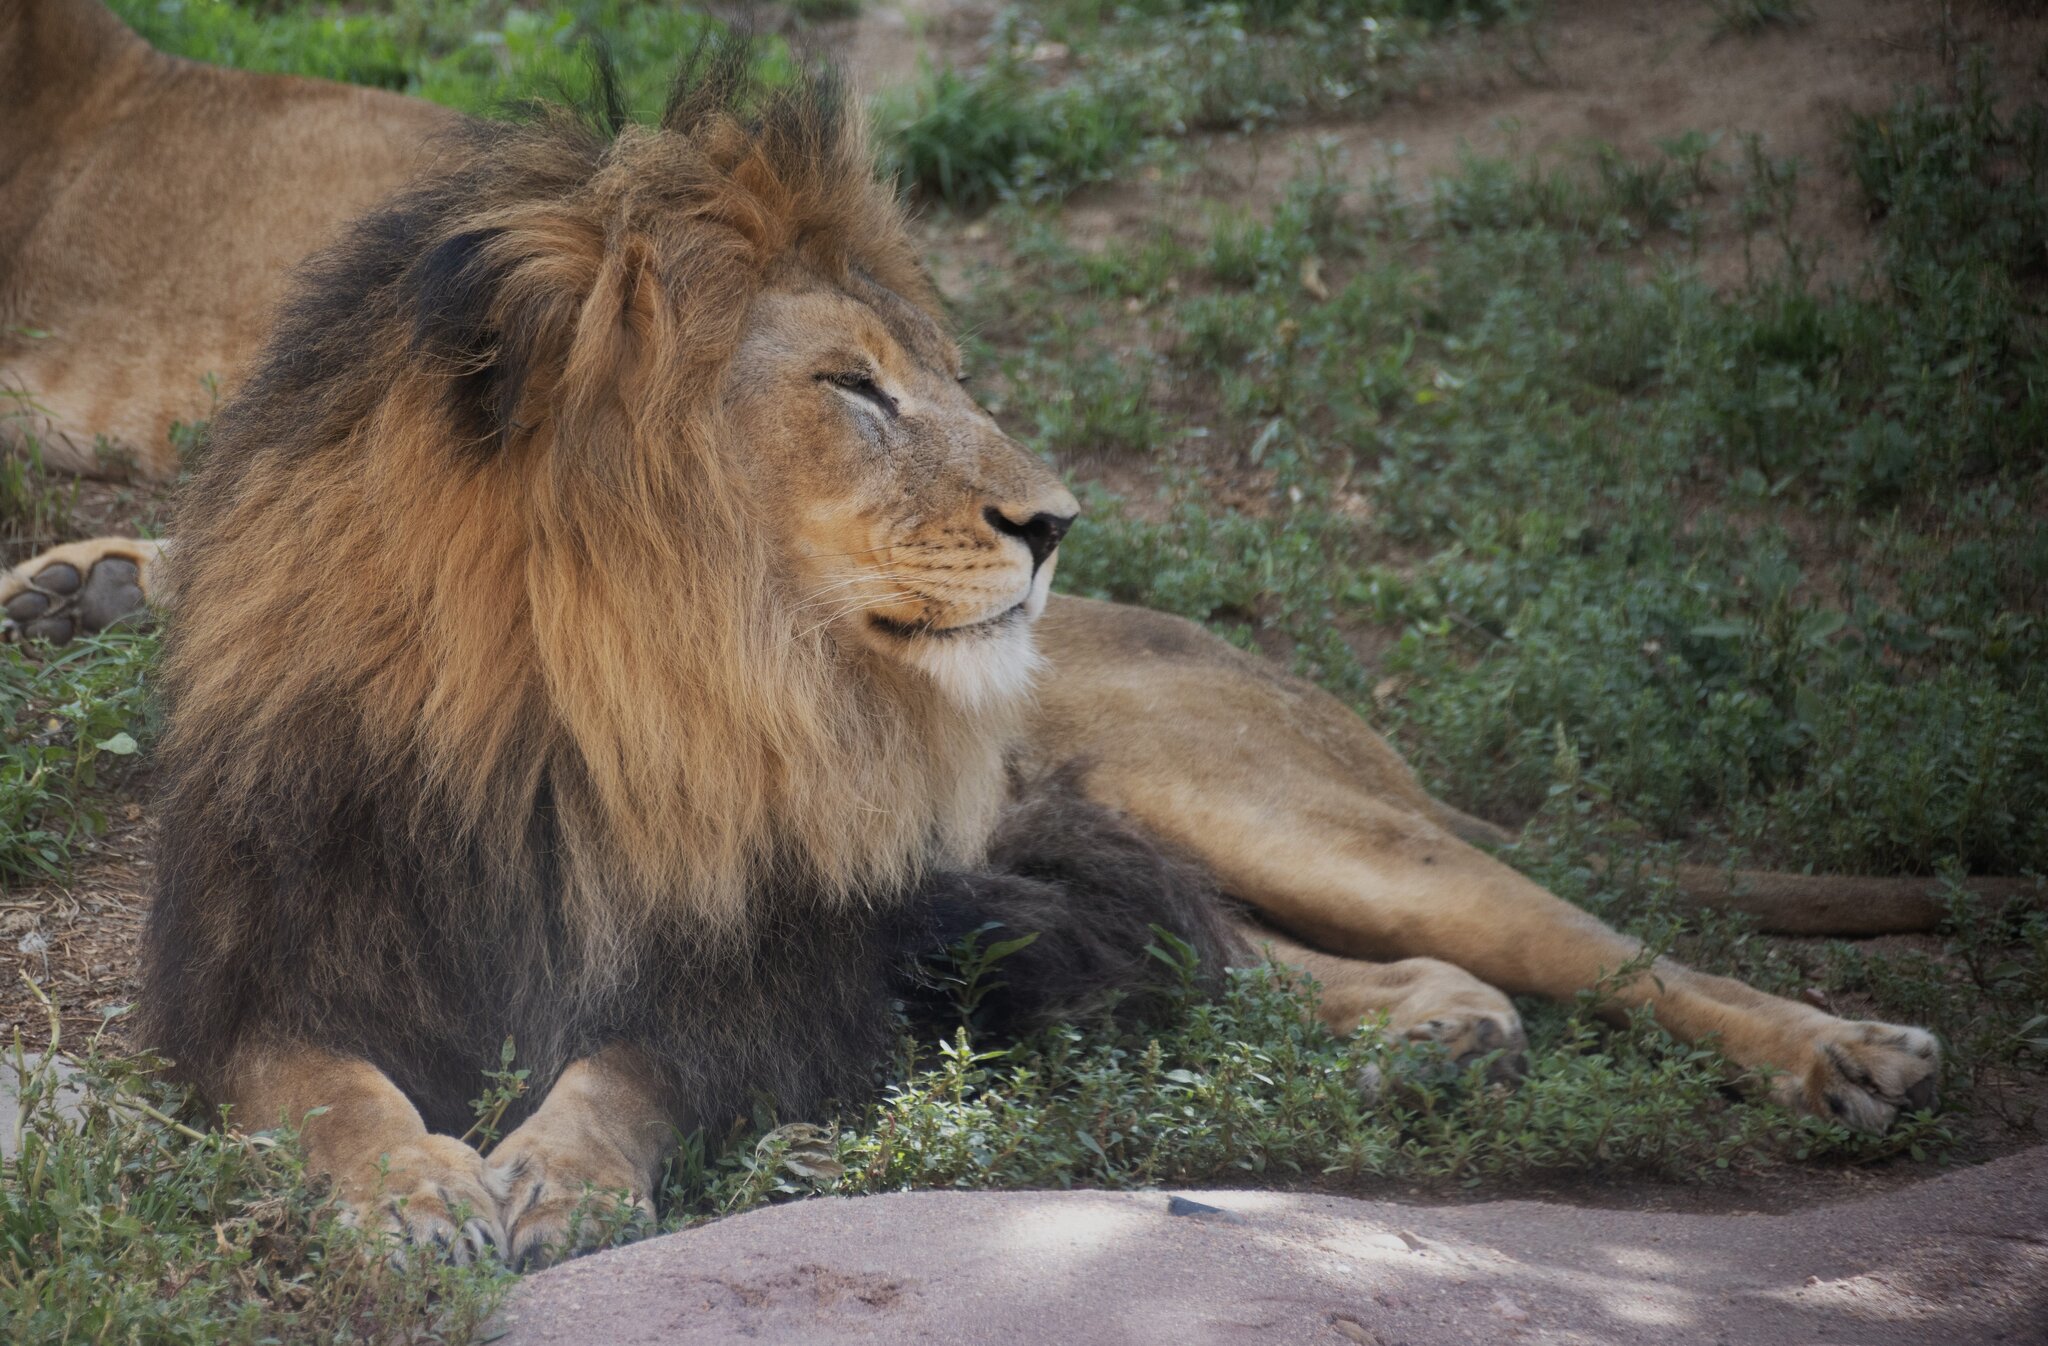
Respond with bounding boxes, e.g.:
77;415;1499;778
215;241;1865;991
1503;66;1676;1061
161;46;1075;941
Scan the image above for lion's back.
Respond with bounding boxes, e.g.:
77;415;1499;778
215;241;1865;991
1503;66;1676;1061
0;0;457;479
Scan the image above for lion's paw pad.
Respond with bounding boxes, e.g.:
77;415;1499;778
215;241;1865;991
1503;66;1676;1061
3;553;148;643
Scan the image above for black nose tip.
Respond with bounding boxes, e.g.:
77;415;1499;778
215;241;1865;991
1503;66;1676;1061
984;507;1075;571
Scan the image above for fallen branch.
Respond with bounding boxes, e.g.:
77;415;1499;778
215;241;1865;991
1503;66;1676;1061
1436;806;2044;936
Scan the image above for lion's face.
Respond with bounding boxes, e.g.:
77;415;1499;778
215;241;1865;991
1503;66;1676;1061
729;275;1079;709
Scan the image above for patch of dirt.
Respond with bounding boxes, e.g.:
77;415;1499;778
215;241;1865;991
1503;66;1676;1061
1056;0;2048;290
818;0;994;97
0;807;152;1048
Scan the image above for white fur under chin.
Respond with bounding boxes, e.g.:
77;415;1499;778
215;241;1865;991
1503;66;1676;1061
905;619;1043;712
899;561;1057;712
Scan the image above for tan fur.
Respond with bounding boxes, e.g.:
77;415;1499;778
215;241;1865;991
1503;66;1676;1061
0;0;455;478
487;1047;669;1266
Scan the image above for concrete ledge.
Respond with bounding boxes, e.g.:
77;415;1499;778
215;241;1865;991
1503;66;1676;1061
499;1146;2048;1345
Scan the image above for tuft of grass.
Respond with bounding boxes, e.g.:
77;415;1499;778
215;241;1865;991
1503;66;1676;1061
789;0;863;20
103;0;720;119
656;932;1957;1222
1;342;84;558
1709;0;1812;37
0;633;158;883
0;432;80;565
879;60;1146;210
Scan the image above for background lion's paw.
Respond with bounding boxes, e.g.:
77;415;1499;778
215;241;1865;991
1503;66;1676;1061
1775;1020;1940;1132
0;538;157;643
486;1136;655;1271
336;1134;503;1265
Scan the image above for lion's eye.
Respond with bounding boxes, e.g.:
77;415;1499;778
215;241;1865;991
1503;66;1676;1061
820;371;898;419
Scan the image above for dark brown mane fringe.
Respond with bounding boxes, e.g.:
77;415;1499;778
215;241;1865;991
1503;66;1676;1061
139;40;1233;1140
911;772;1245;1033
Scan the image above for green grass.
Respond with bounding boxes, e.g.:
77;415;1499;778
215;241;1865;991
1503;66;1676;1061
880;0;1522;208
676;942;1955;1214
103;0;717;117
3;4;2045;1341
5;1011;511;1346
0;632;157;884
1709;0;1811;37
0;384;80;561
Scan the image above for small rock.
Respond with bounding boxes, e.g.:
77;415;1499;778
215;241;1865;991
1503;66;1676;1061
1329;1313;1378;1344
1167;1195;1241;1222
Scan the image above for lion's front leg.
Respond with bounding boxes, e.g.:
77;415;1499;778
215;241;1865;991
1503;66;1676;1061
228;1045;503;1260
486;1045;670;1269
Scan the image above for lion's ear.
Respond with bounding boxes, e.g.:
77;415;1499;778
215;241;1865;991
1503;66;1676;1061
407;221;669;463
408;227;532;456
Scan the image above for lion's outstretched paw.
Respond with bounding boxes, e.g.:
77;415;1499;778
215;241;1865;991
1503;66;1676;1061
486;1133;655;1271
336;1134;504;1265
0;538;161;643
1398;1003;1531;1085
1774;1020;1940;1132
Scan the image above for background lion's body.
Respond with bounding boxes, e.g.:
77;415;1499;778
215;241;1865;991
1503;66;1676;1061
0;0;452;478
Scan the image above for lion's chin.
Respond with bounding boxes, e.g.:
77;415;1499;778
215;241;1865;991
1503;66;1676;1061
887;611;1044;712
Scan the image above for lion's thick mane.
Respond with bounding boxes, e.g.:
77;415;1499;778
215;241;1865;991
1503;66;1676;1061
139;49;1235;1134
161;48;1001;929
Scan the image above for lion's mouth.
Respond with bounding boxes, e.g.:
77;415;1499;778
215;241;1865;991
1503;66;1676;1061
869;602;1027;642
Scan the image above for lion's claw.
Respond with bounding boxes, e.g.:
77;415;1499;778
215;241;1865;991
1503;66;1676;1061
486;1137;654;1271
1776;1020;1941;1132
336;1135;506;1264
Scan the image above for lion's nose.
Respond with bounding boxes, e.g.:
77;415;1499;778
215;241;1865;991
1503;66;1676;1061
984;506;1075;571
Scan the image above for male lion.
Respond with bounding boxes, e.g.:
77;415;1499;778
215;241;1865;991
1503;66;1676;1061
6;3;1950;1266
